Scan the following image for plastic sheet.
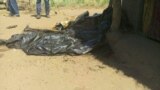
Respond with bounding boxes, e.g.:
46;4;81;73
0;7;113;55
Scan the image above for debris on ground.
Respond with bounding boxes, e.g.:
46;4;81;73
6;25;18;29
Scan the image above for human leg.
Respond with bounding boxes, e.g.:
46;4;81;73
36;0;42;19
8;0;19;16
44;0;50;17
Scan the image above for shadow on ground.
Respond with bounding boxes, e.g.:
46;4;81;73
91;38;160;90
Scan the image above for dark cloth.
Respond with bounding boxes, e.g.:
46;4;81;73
8;0;19;15
36;0;50;15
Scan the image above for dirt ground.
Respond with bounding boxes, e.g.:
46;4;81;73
0;7;150;90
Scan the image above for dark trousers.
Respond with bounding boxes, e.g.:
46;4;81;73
36;0;50;15
8;0;19;15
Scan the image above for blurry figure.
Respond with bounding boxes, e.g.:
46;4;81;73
36;0;50;19
8;0;20;17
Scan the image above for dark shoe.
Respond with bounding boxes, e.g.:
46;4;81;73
9;14;20;17
46;15;50;18
36;15;41;19
15;14;20;17
9;13;14;17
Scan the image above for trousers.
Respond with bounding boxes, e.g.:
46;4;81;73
8;0;19;15
36;0;50;15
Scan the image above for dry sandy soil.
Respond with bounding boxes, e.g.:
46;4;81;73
0;7;151;90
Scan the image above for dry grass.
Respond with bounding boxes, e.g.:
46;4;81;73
26;0;109;8
50;0;109;7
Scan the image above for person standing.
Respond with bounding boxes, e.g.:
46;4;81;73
36;0;50;19
7;0;20;17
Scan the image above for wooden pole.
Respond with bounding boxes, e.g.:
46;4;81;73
110;0;122;32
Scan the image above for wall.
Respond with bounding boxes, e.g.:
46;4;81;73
121;0;144;32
